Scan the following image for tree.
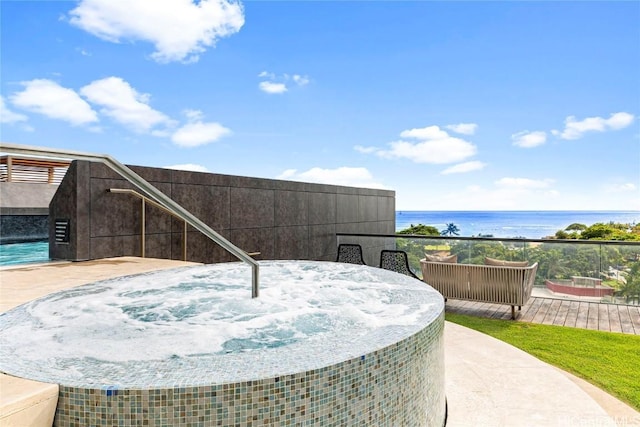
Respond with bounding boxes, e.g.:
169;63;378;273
579;223;640;241
566;223;587;232
532;246;571;280
617;261;640;304
397;224;440;236
550;222;640;241
441;223;460;236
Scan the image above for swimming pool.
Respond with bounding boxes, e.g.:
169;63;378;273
0;241;49;266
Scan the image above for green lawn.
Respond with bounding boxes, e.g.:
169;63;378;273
445;313;640;410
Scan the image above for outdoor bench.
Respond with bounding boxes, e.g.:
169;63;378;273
419;259;539;319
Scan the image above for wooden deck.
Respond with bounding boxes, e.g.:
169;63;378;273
445;297;640;335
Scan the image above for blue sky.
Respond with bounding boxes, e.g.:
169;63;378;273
1;1;639;211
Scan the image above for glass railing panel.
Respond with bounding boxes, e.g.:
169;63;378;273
526;241;601;301
601;243;640;305
458;239;527;265
337;233;640;306
397;236;460;277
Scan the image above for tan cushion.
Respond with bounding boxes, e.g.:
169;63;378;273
484;257;528;267
424;254;458;263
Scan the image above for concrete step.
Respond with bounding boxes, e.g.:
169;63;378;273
0;374;58;427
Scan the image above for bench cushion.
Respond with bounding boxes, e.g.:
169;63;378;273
425;254;458;263
484;257;528;267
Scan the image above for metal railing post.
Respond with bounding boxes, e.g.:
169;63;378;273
141;198;146;258
599;243;603;280
183;221;187;261
252;263;259;298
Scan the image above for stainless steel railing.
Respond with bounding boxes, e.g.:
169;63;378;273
0;142;260;297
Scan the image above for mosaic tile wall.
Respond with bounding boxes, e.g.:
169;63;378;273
54;311;445;426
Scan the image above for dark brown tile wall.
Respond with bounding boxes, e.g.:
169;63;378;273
274;225;309;260
50;161;395;263
229;187;275;229
274;190;308;226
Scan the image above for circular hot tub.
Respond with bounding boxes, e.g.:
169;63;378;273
0;260;445;426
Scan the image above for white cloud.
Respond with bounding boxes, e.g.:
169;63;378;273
511;130;547;148
172;122;231;147
400;125;449;140
277;169;297;179
292;74;310;86
364;125;478;164
183;109;204;122
80;77;172;133
551;112;635;140
257;71;310;94
259;81;287;94
68;0;244;63
604;182;637;193
495;177;554;189
171;109;231;147
276;167;389;189
379;138;477;164
606;112;635;129
420;177;559;210
258;71;276;79
446;123;478;135
163;163;209;172
354;145;379;154
9;79;98;126
398;178;638;211
441;161;486;175
150;129;171;138
0;96;28;123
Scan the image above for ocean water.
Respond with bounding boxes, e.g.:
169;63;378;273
395;211;640;239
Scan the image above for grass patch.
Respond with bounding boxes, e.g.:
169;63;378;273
445;313;640;410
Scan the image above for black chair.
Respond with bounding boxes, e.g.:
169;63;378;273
336;244;366;265
379;250;420;279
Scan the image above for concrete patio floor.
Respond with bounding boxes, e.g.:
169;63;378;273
445;322;639;426
1;257;638;426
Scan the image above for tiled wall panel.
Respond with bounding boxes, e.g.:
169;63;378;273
50;161;395;263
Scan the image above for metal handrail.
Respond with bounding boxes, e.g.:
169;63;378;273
108;188;189;261
337;232;640;246
0;142;260;298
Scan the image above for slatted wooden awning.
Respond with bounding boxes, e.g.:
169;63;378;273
0;155;70;184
